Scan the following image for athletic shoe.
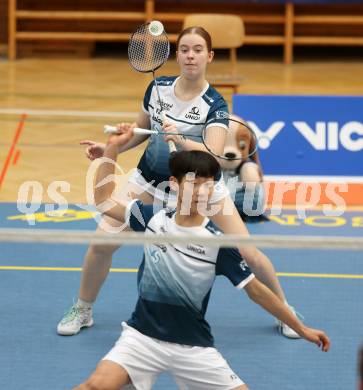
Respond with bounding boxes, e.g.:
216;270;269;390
57;304;93;336
277;305;303;339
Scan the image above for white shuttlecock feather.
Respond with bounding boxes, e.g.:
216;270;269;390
149;21;164;36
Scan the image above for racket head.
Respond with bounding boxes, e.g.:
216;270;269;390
202;112;259;162
128;22;170;73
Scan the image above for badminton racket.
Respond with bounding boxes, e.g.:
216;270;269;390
116;21;176;152
105;113;258;161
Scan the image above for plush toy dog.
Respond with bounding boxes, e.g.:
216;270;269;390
219;115;267;221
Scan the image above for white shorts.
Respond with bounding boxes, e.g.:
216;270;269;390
102;322;245;390
128;169;229;208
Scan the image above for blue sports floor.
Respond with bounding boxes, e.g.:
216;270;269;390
0;203;362;390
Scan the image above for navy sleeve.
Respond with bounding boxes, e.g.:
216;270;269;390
206;98;229;127
215;247;254;288
142;80;155;113
127;200;155;232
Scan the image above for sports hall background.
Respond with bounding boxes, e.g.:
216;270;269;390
0;1;362;389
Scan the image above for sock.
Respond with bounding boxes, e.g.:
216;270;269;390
77;298;93;310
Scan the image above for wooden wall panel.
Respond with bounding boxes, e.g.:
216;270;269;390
0;0;7;44
7;1;363;62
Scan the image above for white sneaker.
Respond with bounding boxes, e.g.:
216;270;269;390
57;304;93;336
277;305;302;339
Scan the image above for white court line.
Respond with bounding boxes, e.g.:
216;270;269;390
0;108;138;118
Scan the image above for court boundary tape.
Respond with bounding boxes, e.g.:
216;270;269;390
0;266;362;279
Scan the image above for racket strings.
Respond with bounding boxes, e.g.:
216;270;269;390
128;25;169;73
202;118;259;161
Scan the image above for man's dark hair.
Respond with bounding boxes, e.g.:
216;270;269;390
169;151;221;182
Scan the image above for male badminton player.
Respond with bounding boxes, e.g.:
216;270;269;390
73;130;330;390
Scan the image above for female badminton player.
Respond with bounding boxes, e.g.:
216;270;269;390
58;26;300;340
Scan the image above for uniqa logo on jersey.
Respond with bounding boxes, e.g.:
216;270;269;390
233;95;363;176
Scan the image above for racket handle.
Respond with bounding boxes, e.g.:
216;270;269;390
104;123;176;152
161;113;177;153
104;125;156;135
104;125;118;134
168;140;177;153
133;128;158;135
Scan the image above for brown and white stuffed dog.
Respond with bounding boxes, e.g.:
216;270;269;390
219;115;267;221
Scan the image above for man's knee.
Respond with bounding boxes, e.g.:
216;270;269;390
75;360;130;390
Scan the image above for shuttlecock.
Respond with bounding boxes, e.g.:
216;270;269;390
149;21;164;36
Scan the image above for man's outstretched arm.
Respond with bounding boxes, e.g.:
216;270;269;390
244;278;330;352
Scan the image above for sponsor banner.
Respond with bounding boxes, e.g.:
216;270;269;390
233;95;363;177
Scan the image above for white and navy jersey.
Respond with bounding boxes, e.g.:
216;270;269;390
138;76;229;185
125;200;255;347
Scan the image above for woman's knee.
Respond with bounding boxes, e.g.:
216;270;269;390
240;162;261;182
72;378;98;390
75;375;117;390
88;244;120;258
234;385;249;390
243;256;258;269
76;378;101;390
237;246;261;269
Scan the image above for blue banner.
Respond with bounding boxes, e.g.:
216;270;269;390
232;95;363;177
